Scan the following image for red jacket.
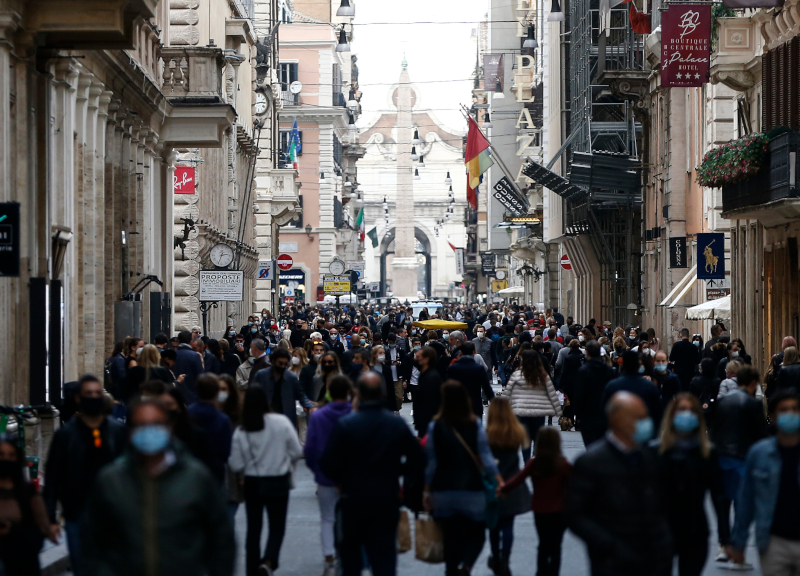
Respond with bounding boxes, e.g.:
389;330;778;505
502;456;572;513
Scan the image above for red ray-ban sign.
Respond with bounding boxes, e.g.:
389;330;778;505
661;3;711;88
174;167;196;194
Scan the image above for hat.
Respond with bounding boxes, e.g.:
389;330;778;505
603;320;612;326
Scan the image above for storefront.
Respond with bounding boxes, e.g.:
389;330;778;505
279;270;306;305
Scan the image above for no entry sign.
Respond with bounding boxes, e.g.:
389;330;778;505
277;254;293;271
560;254;572;270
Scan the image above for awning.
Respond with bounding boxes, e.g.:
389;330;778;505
686;295;731;321
658;265;697;307
498;286;525;295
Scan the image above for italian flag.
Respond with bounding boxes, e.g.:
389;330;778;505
356;208;365;241
465;117;494;209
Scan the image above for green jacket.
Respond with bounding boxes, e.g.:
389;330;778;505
81;445;235;576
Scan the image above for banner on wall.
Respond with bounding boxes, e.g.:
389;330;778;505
696;233;725;280
669;237;688;269
661;4;711;88
173;167;196;194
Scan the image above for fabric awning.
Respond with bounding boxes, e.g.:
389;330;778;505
658;265;697;307
498;286;525;295
685;295;731;321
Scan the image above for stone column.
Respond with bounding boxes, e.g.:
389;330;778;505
392;62;418;298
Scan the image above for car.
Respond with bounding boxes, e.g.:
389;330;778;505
410;300;443;319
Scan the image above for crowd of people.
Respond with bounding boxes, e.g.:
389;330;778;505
0;301;798;576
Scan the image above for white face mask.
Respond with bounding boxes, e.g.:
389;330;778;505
217;391;229;403
291;356;300;365
377;354;386;363
313;354;323;361
477;332;485;339
135;347;143;356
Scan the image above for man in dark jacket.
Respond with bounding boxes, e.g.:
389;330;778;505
44;375;128;576
300;341;324;399
603;351;664;432
710;365;767;561
775;354;800;391
572;341;616;447
446;342;495;416
252;347;315;427
173;330;203;404
320;372;425;576
703;323;723;359
290;319;308;349
247;338;270;385
82;400;234;576
669;328;701;391
567;391;672;576
187;374;232;485
414;346;443;437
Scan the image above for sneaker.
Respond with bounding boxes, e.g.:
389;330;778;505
724;561;755;571
322;561;336;576
715;546;729;562
259;563;274;576
487;555;498;574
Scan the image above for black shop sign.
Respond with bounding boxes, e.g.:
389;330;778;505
669;237;687;269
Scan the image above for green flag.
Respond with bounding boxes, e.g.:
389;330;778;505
367;226;378;248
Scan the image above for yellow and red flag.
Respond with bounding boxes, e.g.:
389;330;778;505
465;117;494;209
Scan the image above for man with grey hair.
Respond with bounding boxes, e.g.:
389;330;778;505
567;391;672;576
448;330;466;350
247;338;270;385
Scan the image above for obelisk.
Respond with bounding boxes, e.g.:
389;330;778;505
391;58;419;299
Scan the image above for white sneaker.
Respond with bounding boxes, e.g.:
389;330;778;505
715;546;729;562
322;561;336;576
724;560;754;571
258;564;274;576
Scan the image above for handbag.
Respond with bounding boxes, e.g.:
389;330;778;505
450;426;499;530
414;514;444;563
397;509;412;553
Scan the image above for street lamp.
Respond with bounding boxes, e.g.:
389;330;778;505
336;0;355;17
414;168;421;180
523;25;538;49
445;171;452;185
483;112;493;129
336;28;350;52
319;171;326;183
418;155;425;169
410;146;419;161
412;129;422;145
548;0;565;21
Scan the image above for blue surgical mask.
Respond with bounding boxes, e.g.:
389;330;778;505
131;425;171;455
251;327;257;333
229;330;235;337
654;364;668;373
777;412;800;434
388;344;396;349
693;340;701;347
633;417;654;445
638;365;646;374
673;410;699;434
413;346;421;351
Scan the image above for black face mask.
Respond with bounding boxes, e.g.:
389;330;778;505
0;460;18;478
79;396;104;416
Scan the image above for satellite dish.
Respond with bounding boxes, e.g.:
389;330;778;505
289;81;303;94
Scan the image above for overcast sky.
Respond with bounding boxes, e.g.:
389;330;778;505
353;0;488;132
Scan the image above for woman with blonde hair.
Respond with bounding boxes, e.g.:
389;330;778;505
290;348;308;377
655;393;722;576
485;397;531;575
506;350;562;461
122;343;172;403
277;338;292;351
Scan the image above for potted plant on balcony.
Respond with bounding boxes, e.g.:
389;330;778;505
696;132;769;188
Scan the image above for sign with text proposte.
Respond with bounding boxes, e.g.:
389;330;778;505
199;271;244;301
173;167;196;194
661;4;711;88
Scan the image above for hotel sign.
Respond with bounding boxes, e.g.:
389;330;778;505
661;4;711;88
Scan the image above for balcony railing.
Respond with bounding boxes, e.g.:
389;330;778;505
161;47;226;102
722;132;800;212
281;91;299;106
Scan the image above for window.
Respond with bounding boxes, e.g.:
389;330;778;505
332;63;345;106
285;196;303;228
279;63;298;89
334;197;343;228
763;37;800;131
278;130;303;156
333;134;342;168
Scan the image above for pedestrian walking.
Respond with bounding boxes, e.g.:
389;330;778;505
670;328;701;391
566;391;672;576
320;372;425;576
187;374;233;485
414;345;443;437
44;375;127;576
776;345;800;392
385;333;407;410
423;380;503;576
251;348;315;428
248;338;271;385
572;341;616;447
174;330;204;404
710;365;768;568
652;351;681;410
290;348;308;378
229;387;303;576
654;393;724;576
505;350;562;460
121;344;173;403
485;397;531;576
446;342;495;417
717;359;745;398
473;326;494;380
603;351;664;431
82;400;235;576
304;376;354;576
0;435;57;575
689;358;722;427
728;388;800;575
500;427;572;576
312;352;342;403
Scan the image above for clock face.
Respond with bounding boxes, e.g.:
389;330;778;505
254;92;268;115
496;270;506;280
329;259;345;275
210;243;235;268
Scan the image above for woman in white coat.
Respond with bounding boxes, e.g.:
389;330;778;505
506;350;562;461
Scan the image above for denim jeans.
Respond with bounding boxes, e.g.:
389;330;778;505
518;416;546;461
244;477;290;575
317;485;339;558
65;519;82;576
337;500;398;576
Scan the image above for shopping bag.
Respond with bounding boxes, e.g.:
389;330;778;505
397;509;412;553
414;514;444;563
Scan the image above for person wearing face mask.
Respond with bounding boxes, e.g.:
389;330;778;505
603;351;664;432
83;400;235;576
728;388;800;574
246;339;271;386
669;328;701;392
369;345;397;412
690;358;722;425
385;333;407;410
187;374;233;486
651;351;681;411
710;365;767;568
573;342;617;447
251;348;315;428
328;328;345;359
224;325;238;349
300;342;326;401
654;393;724;576
173;330;204;404
44;375;128;576
472;327;494;381
567;391;672;576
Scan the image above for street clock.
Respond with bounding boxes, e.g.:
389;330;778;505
328;259;345;275
210;243;235;268
495;270;506;280
254;91;268;116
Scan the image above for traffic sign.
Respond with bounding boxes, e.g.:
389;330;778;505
347;260;365;278
284;296;295;304
257;260;273;280
560;254;572;270
277;254;293;271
